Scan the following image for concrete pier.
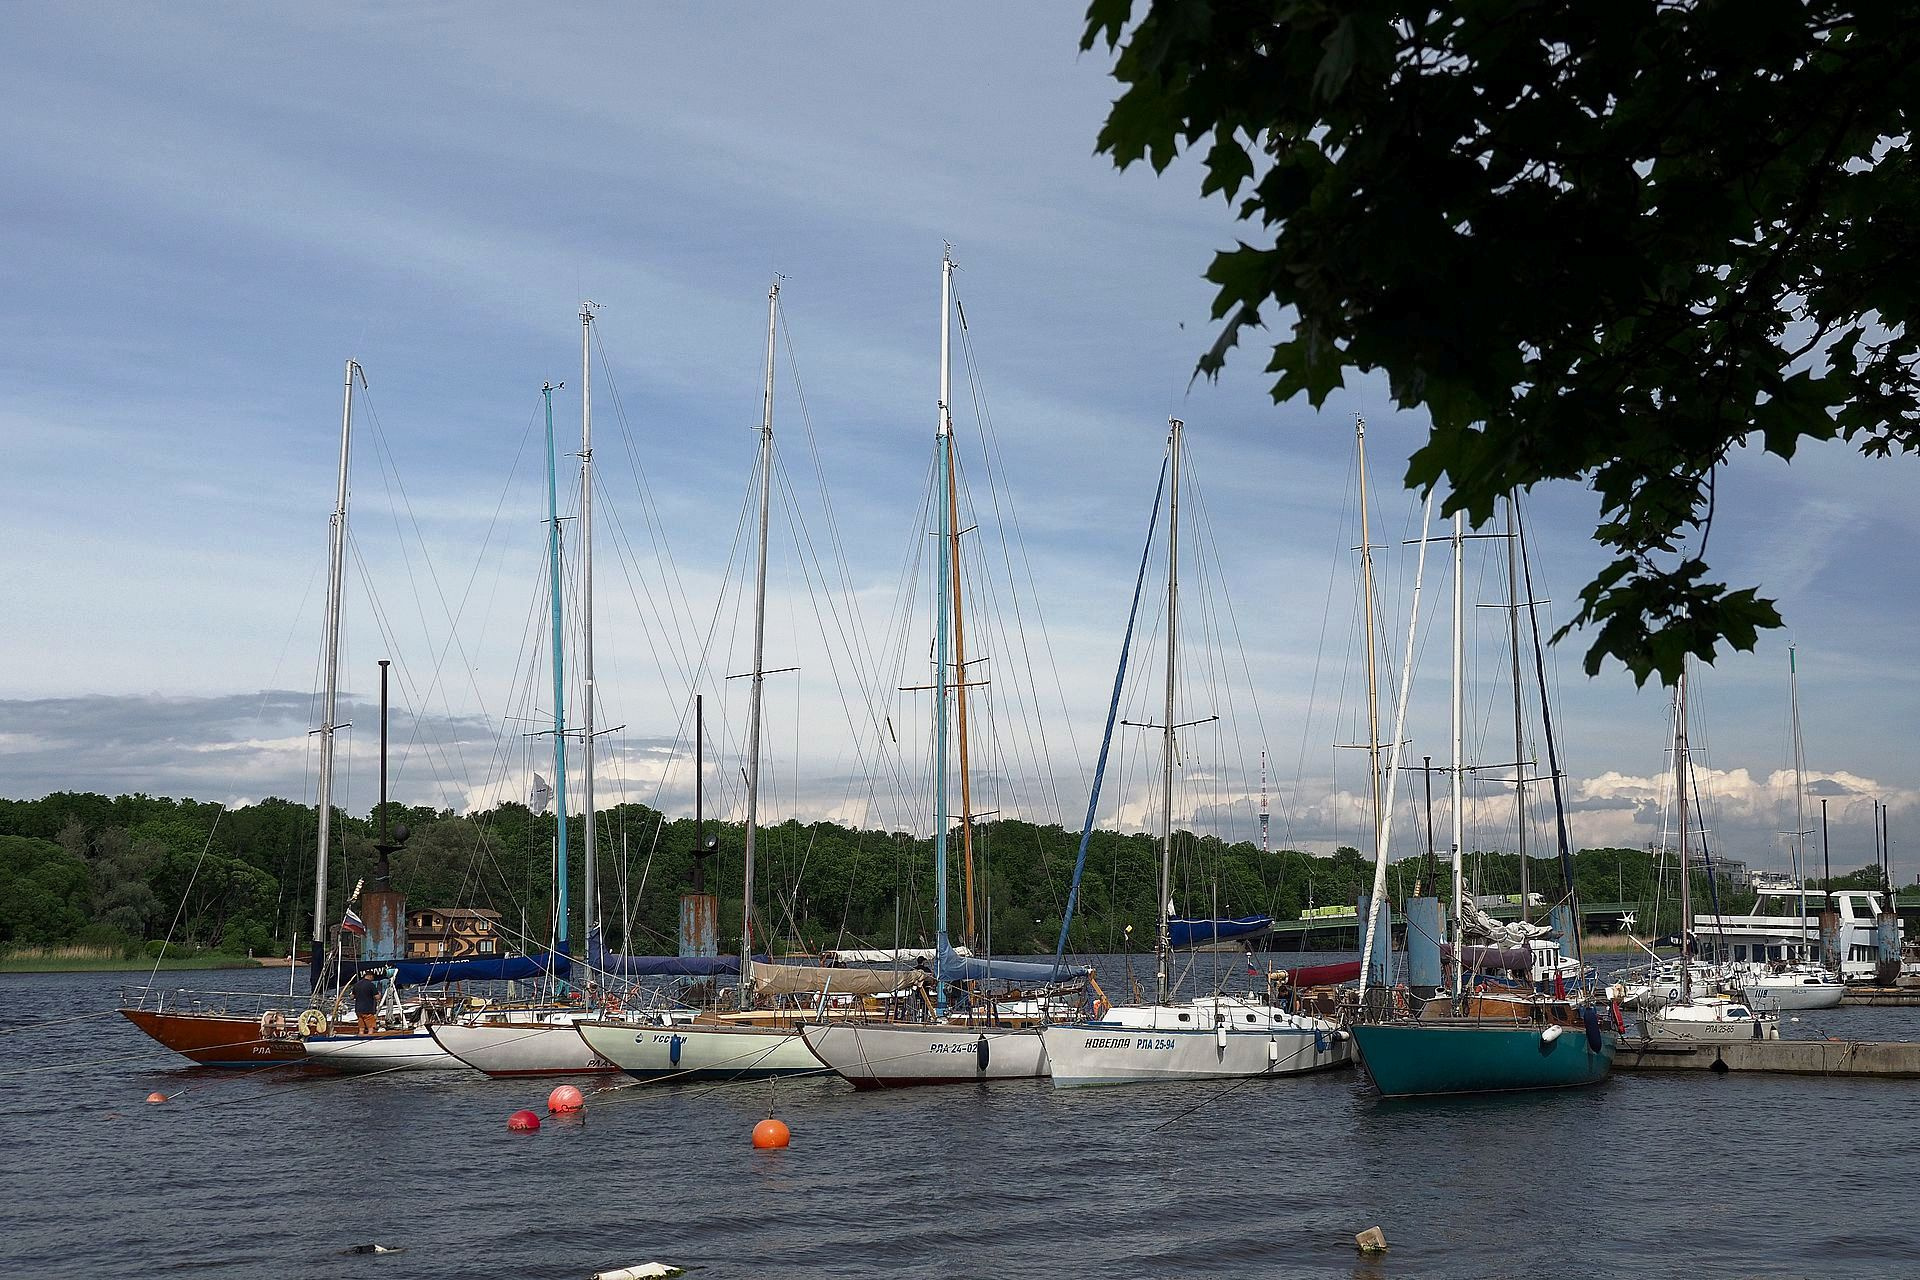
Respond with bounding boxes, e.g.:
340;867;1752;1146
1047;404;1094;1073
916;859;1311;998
1841;986;1920;1007
1615;1038;1920;1079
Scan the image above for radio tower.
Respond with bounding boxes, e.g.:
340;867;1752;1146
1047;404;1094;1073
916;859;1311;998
1260;749;1270;855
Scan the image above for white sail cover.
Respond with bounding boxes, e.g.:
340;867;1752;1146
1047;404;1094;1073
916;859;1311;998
749;963;924;997
823;946;970;964
1460;899;1556;947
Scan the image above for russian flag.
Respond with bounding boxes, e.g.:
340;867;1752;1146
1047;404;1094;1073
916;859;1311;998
341;907;367;936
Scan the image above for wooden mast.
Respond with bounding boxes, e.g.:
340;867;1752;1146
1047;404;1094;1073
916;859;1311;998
946;433;979;949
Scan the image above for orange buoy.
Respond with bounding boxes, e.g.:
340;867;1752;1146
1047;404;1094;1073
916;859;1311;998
507;1109;542;1132
145;1092;168;1105
547;1084;584;1114
751;1118;790;1149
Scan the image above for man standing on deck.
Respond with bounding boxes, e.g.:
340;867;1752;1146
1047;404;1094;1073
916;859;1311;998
351;968;382;1035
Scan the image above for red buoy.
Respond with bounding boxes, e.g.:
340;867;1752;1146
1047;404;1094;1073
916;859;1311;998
547;1084;584;1114
507;1109;542;1132
145;1092;168;1105
751;1118;790;1149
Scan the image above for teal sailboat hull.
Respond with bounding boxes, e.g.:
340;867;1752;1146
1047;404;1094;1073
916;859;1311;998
1350;1021;1618;1098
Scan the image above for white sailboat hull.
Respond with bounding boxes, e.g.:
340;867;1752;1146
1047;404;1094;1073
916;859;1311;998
1739;975;1845;1011
801;1022;1048;1088
430;1018;622;1077
1043;1021;1350;1088
575;1020;818;1080
1638;999;1781;1044
303;1029;463;1072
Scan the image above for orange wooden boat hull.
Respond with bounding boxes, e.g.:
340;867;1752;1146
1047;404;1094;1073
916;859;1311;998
120;1008;308;1069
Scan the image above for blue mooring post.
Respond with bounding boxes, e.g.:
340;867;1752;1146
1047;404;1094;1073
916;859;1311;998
1405;897;1442;994
1357;894;1392;984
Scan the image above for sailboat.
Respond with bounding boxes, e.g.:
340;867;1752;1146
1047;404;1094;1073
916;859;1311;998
801;249;1089;1089
299;658;465;1073
1637;666;1783;1044
1041;418;1348;1089
574;283;901;1082
1731;646;1844;1012
119;361;370;1068
434;313;750;1077
1347;487;1620;1098
432;348;624;1077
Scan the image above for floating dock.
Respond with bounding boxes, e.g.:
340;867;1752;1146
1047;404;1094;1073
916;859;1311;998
1615;1038;1920;1079
1841;986;1920;1007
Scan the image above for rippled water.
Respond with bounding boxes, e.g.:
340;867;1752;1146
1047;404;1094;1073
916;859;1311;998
3;960;1916;1280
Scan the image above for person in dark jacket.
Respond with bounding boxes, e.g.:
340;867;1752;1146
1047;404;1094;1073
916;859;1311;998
352;969;382;1035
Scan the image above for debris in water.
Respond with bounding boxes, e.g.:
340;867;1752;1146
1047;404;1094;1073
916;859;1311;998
1355;1226;1388;1253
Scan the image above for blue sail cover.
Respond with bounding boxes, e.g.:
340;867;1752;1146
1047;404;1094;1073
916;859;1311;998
1167;916;1272;949
321;948;571;990
936;944;1089;984
394;951;571;985
587;927;741;978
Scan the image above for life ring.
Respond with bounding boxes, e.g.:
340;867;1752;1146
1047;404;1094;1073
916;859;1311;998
1091;998;1111;1020
602;995;622;1014
258;1009;287;1038
296;1008;328;1037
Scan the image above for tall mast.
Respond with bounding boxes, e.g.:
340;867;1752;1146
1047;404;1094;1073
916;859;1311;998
1449;504;1465;997
1358;487;1437;997
1674;666;1694;1000
933;252;954;1015
1356;419;1384;872
1260;749;1270;856
1156;416;1183;1006
1505;499;1528;921
579;305;598;969
542;381;570;957
1789;644;1807;951
947;424;978;949
309;358;359;989
741;280;778;999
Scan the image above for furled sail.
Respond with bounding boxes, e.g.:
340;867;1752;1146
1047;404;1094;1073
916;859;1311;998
585;926;741;978
321;949;571;990
1442;943;1535;974
936;945;1090;984
1167;915;1272;949
824;946;970;965
749;962;924;997
1459;899;1555;947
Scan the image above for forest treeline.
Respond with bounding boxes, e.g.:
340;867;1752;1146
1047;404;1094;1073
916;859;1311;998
0;791;1897;957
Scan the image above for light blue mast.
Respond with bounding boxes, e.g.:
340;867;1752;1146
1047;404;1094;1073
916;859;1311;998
933;248;955;1017
542;381;570;962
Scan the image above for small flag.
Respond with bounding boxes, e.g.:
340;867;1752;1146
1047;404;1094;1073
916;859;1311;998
341;907;367;937
530;773;553;815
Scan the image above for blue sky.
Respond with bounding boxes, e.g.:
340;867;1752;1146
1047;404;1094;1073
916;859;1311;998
2;4;1914;882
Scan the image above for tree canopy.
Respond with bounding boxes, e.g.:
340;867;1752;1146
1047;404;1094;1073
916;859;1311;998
2;789;1831;958
1084;0;1920;684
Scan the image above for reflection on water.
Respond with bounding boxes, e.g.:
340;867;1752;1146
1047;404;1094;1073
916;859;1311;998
2;961;1916;1278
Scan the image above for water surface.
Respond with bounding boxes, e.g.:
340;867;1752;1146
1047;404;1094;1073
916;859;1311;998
2;962;1914;1279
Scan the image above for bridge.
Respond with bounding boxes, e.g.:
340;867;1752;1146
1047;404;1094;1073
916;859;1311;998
1260;900;1648;947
